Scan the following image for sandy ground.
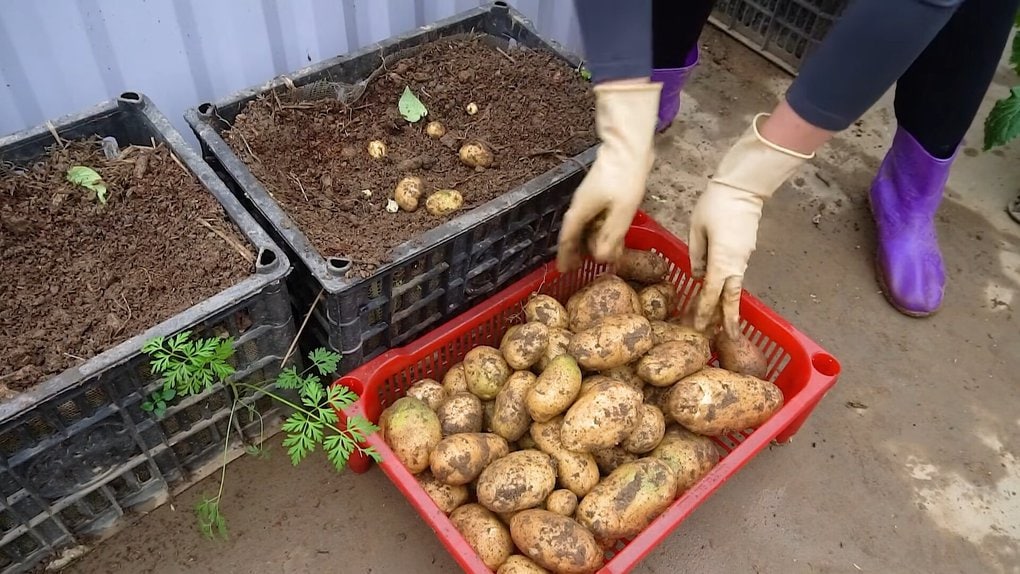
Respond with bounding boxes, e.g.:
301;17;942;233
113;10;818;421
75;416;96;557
61;26;1020;574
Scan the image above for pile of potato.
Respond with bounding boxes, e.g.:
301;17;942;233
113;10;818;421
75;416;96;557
378;249;784;574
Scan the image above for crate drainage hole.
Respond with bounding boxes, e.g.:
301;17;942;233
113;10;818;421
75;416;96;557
327;257;352;274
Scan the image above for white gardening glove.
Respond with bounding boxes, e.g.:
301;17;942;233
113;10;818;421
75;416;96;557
557;79;661;272
689;113;813;338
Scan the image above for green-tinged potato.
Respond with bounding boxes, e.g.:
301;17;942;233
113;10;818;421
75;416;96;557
510;510;604;574
535;328;572;373
492;371;538;442
477;449;557;513
526;355;581;423
591;446;638;476
525;295;568;330
500;323;550;370
566;275;642;332
416;470;469;514
530;417;600;497
544;489;578;517
425;189;463;217
666;367;784;436
575;458;678;541
615;249;668;284
622;404;666;454
497;555;551;574
650;321;712;349
636;339;711;387
600;365;644;391
406;378;446;411
650;425;721;493
430;433;510;485
578;375;613;397
379;397;442;473
561;380;643;452
450;504;513;570
443;362;469;395
568;314;654;371
464;346;512;400
438;392;484;435
639;283;677;321
714;332;769;379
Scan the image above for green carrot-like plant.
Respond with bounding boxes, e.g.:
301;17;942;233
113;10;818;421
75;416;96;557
983;12;1020;150
141;332;381;539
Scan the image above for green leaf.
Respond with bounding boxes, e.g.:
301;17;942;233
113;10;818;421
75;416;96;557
300;380;325;408
142;337;164;355
162;387;176;401
66;166;109;204
984;86;1020;150
364;446;383;463
323;434;352;472
275;367;303;390
1011;30;1020;75
328;385;358;409
196;497;227;540
308;348;341;376
141;401;154;412
579;67;592;81
398;86;428;122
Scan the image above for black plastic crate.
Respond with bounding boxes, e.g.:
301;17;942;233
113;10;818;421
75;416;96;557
0;94;296;573
710;0;848;74
186;2;597;373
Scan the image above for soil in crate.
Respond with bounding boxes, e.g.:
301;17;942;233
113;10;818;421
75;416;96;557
225;35;597;278
0;139;251;394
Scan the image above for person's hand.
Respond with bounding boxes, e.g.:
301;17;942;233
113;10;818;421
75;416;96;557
689;113;812;338
557;79;661;272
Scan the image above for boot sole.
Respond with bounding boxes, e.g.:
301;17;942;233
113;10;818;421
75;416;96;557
867;196;941;318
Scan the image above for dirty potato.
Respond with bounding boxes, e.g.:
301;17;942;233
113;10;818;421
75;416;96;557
544;489;578;517
591;446;638;476
650;425;721;493
642;385;673;422
714;331;769;379
636;339;711;387
615;249;668;284
524;295;569;329
482;399;497;433
500;323;550;370
530;417;600;497
430;433;510;485
622;404;666;454
568;314;654;371
576;458;678;542
459;141;494;168
638;282;677;321
517;432;539;451
450;504;514;570
510;510;604;574
666;367;784;436
406;378;446;411
416;470;470;514
526;354;582;423
497;555;550;574
437;392;484;435
560;380;643;452
425;120;447;138
477;449;557;513
443;362;470;395
492;371;537;442
578;375;614;397
566;274;642;332
425;189;463;217
394;176;423;212
535;328;572;373
379;397;442;473
464;346;512;400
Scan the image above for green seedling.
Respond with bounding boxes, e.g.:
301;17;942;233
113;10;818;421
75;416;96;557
983;11;1020;150
66;165;108;204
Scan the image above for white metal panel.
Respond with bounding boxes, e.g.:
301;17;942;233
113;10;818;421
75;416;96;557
0;0;582;144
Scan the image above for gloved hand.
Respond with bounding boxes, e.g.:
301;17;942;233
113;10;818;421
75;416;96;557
557;79;662;272
689;113;813;338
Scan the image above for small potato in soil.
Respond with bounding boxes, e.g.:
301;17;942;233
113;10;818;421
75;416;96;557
591;446;638;476
430;433;510;485
534;328;572;374
416;470;469;514
714;331;769;379
477;449;557;513
459;141;494;168
615;249;668;284
425;121;447;138
405;378;446;411
450;504;514;570
526;354;582;423
636;339;711;387
437;392;484;435
666;367;784;436
524;295;569;330
464;346;512;400
576;458;678;542
367;139;388;159
443;362;470;395
530;417;600;497
510;510;604;574
379;397;442;474
639;283;677;321
650;425;721;493
500;322;550;371
544;489;578;517
393;176;423;212
566;274;642;332
425;189;464;217
560;380;643;452
497;555;550;574
622;404;666;454
492;371;538;442
568;314;654;371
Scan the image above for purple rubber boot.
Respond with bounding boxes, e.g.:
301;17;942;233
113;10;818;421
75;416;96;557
651;46;700;133
869;127;956;317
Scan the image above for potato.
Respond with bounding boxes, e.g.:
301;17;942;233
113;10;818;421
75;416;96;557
497;555;550;574
425;120;447;138
406;378;446;411
393;176;423;212
430;433;510;485
622;404;666;454
443;362;469;395
535;328;571;373
561;380;643;452
615;249;668;284
492;371;537;442
642;385;672;421
459;141;494;168
577;375;613;397
650;425;721;493
379;397;442;473
568;314;654;371
438;392;484;435
416;470;470;514
591;446;638;475
464;346;512;400
576;458;678;542
450;504;513;570
367;139;387;159
524;295;569;330
566;274;642;332
715;332;769;379
466;102;479;115
477;449;557;513
530;417;600;497
517;432;538;451
482;399;497;433
526;354;581;423
500;323;550;370
636;339;711;387
544;489;578;517
666;367;784;436
425;189;464;217
649;321;711;349
510;510;604;574
600;365;644;391
638;283;677;321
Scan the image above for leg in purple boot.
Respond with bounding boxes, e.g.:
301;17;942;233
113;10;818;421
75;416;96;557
651;47;700;132
651;0;714;132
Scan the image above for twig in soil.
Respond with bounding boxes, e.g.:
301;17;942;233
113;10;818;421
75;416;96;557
196;218;255;264
45;121;67;149
281;289;323;368
451;170;485;189
114;294;133;336
288;171;309;201
235;131;261;164
169;152;191;178
495;47;516;63
63;352;86;362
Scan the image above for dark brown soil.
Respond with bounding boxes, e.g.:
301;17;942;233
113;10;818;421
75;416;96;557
226;35;596;277
0;139;251;394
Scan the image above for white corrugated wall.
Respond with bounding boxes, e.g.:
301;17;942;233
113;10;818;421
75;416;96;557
0;0;581;141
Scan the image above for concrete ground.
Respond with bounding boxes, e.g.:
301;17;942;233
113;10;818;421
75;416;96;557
62;26;1020;574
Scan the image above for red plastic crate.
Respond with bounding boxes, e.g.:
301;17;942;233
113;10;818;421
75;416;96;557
336;211;841;573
